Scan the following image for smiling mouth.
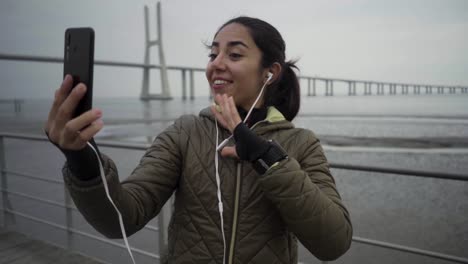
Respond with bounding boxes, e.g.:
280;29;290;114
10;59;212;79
212;79;232;90
214;80;230;85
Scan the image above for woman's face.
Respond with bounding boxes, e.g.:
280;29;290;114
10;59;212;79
206;23;268;110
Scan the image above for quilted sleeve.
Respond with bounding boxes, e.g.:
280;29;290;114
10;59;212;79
257;131;352;261
63;118;183;239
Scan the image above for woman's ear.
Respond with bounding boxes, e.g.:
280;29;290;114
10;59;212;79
266;62;282;85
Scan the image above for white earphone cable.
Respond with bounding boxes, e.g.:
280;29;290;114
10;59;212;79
215;73;272;152
213;72;272;262
214;119;227;264
87;142;136;264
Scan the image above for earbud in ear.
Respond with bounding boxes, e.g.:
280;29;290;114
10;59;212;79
266;72;273;82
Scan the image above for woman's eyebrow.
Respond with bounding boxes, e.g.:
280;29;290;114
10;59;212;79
210;41;249;49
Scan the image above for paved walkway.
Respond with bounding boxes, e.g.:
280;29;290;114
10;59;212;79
0;228;104;264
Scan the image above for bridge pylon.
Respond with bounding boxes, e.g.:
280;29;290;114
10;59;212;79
141;2;172;101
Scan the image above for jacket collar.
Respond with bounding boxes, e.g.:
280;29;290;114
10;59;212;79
199;106;294;134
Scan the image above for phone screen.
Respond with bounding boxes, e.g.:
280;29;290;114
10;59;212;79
64;27;94;118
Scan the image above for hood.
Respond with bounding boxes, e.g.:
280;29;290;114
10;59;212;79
199;106;294;135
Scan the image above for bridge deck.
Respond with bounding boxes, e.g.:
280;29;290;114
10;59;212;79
0;228;104;264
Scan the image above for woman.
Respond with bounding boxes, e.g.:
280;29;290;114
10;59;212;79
45;16;352;263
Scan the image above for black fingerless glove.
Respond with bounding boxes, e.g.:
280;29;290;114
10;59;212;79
233;123;270;162
45;131;101;181
233;123;288;174
59;139;101;181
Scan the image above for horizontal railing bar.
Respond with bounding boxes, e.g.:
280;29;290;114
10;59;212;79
1;53;464;88
3;207;467;263
353;236;468;263
0;208;160;259
0;132;49;142
2;173;159;232
95;140;148;151
4;168;64;184
0;99;25;103
2;133;468;181
0;132;148;151
2;188;72;209
330;163;468;181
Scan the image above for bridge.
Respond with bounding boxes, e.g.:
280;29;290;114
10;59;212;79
1;3;466;101
1;52;467;100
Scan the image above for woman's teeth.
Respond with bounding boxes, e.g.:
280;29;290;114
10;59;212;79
214;80;229;85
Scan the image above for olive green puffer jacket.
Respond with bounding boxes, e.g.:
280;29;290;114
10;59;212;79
63;107;352;263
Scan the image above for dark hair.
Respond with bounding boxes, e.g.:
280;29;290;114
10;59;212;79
215;16;300;121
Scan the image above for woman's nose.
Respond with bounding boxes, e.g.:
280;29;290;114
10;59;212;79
211;54;226;70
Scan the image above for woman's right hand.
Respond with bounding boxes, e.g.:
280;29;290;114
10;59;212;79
44;74;104;150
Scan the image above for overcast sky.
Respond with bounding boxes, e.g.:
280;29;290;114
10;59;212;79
0;0;467;99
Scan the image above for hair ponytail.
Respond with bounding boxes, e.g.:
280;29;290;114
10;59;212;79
263;61;300;121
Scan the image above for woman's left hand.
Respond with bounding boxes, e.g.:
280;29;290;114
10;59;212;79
210;94;242;159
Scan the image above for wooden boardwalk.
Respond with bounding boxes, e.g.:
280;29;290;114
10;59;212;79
0;229;104;264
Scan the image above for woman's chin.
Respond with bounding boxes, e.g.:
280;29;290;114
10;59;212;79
211;88;228;96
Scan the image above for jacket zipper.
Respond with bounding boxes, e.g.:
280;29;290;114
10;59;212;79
227;121;267;263
227;162;242;264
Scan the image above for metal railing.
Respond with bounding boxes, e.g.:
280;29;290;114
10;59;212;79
1;132;468;263
0;99;24;113
1;53;467;99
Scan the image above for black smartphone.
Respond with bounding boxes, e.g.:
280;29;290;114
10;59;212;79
63;27;94;118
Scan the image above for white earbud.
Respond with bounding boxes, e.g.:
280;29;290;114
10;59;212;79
266;72;273;83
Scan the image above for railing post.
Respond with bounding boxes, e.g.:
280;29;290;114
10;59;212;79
141;6;151;99
0;136;14;227
181;70;187;100
158;195;173;260
307;78;311;96
64;186;73;249
14;99;21;114
189;70;195;100
325;80;329;96
312;78;316;96
0;135;5;227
